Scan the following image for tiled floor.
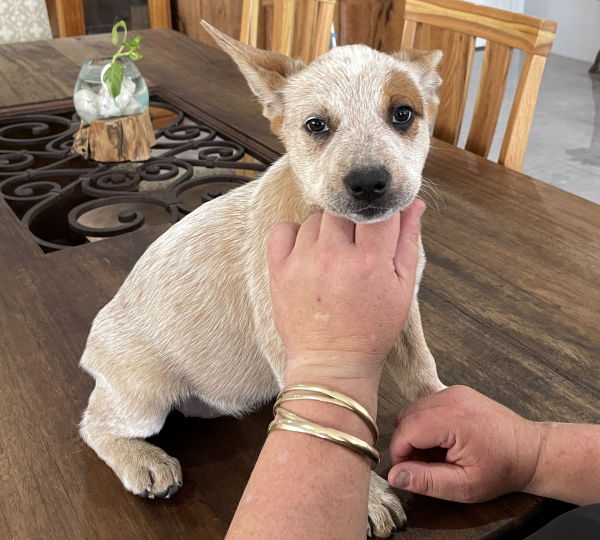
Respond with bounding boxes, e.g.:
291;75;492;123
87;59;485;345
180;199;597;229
457;50;600;204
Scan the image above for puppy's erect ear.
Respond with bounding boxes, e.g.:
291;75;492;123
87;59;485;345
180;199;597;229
392;49;443;106
201;21;305;121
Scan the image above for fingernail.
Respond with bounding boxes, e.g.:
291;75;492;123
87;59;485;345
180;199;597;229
395;471;411;489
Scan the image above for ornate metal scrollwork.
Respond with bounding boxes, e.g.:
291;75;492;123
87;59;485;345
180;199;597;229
0;101;268;252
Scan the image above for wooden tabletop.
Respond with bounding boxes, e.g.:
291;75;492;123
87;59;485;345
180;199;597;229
1;29;599;540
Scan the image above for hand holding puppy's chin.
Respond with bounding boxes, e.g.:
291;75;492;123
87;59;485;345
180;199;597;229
268;201;426;405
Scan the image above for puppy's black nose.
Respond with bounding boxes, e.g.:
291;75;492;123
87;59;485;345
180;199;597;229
344;166;391;203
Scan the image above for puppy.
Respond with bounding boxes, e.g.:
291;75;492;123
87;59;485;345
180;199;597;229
79;21;444;537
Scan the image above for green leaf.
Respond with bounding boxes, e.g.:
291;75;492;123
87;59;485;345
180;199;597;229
103;62;124;99
111;20;127;46
129;50;142;61
124;36;142;53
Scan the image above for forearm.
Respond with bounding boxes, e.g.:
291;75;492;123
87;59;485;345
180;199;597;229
225;374;379;540
525;423;600;505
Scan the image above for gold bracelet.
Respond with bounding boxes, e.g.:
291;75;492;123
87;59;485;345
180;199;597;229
275;383;379;445
269;406;380;469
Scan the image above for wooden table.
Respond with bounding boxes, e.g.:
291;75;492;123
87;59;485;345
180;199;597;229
1;29;599;540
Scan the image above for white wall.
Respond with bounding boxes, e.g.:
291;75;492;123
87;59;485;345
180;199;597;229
525;0;600;63
472;0;524;12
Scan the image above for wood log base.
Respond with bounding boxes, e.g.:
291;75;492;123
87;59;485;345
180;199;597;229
72;109;156;162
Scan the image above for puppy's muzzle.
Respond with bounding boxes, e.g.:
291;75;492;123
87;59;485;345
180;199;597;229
344;166;391;203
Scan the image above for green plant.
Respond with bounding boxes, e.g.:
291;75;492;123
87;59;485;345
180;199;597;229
103;21;143;99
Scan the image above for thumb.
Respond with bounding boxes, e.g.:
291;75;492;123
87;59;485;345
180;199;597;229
394;199;426;280
388;461;473;502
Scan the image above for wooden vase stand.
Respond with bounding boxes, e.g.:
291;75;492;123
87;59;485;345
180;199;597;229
72;108;156;162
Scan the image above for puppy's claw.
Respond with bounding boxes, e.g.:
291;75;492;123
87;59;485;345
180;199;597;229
155;483;181;499
122;448;183;500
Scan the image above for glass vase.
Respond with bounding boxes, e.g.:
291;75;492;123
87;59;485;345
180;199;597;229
73;56;149;125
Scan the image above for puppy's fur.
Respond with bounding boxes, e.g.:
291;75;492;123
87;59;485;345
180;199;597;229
79;23;444;537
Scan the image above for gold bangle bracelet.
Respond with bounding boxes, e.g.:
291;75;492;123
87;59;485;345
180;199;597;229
276;383;379;445
269;406;380;469
273;393;380;445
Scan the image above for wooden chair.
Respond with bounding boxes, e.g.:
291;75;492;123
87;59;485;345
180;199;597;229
240;0;336;63
401;0;557;171
44;0;172;38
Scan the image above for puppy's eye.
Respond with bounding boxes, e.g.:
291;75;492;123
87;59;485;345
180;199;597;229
393;106;413;125
305;117;329;134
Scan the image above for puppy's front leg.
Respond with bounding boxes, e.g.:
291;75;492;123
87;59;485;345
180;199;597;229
387;296;445;402
365;299;443;537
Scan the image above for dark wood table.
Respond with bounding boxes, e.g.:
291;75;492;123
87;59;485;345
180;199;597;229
1;28;599;540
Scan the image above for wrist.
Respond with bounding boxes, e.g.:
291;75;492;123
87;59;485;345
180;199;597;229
285;354;383;419
522;421;551;496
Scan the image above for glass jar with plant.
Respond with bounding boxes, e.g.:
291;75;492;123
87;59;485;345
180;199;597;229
74;21;149;124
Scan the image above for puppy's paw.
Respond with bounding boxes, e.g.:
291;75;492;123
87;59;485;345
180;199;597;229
119;446;182;499
367;472;407;538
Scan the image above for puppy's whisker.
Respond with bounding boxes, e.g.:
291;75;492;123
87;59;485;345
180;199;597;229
418;191;440;213
421;181;442;204
416;194;439;214
419;184;434;205
422;176;446;210
422;176;442;189
419;185;441;213
426;189;444;213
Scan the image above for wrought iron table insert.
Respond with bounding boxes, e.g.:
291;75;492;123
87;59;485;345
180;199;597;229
0;99;268;253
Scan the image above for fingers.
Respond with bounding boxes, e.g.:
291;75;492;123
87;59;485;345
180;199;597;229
389;407;452;464
267;221;301;270
294;213;323;251
394;388;449;427
319;211;355;245
354;211;400;254
388;461;474;502
395;386;481;427
394;200;426;280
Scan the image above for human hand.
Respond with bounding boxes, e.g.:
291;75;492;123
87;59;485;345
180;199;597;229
267;201;426;390
388;386;546;503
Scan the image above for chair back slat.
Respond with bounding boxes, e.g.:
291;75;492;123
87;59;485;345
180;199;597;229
311;0;337;61
499;53;547;170
295;0;318;62
272;0;296;57
241;0;336;63
465;41;513;158
415;25;475;145
403;0;556;171
240;0;261;46
148;0;172;28
45;0;85;37
401;20;418;49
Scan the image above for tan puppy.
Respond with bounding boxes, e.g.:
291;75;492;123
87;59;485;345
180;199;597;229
79;21;444;537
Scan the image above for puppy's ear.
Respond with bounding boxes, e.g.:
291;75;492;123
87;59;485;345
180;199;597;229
392;49;443;114
201;21;305;121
